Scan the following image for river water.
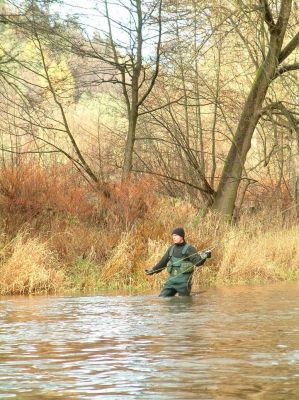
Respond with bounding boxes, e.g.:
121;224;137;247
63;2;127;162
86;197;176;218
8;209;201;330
0;283;299;399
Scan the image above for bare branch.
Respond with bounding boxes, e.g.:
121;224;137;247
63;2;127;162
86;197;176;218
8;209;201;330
259;0;275;32
132;168;215;195
274;62;299;79
137;0;162;106
279;32;299;63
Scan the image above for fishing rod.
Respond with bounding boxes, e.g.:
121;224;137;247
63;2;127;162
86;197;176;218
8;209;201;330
145;231;241;276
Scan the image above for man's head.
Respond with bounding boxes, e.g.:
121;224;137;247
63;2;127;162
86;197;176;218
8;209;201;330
172;227;185;244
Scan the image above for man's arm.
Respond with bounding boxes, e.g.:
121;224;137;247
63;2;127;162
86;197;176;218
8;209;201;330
145;247;171;275
186;245;211;267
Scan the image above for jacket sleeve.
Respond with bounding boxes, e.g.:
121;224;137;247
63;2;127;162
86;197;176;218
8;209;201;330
151;246;171;273
186;245;206;267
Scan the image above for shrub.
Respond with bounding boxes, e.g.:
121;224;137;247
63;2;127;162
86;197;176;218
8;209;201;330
0;162;95;235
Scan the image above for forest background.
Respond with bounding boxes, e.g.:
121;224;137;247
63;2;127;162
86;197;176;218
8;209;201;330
0;0;298;295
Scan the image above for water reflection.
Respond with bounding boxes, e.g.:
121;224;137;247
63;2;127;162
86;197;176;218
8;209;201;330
0;283;299;399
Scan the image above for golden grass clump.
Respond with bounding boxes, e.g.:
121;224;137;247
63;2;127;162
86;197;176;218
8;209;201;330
99;230;139;287
216;227;299;285
0;233;65;295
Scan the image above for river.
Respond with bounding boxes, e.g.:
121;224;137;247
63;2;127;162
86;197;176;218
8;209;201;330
0;283;299;399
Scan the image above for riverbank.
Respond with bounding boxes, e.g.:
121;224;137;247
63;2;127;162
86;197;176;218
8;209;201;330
0;205;298;295
1;222;298;296
0;164;298;295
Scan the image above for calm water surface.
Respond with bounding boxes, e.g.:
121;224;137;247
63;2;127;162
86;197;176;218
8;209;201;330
0;283;299;399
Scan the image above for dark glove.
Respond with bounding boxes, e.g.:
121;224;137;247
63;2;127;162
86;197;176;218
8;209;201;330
145;269;155;275
200;250;212;260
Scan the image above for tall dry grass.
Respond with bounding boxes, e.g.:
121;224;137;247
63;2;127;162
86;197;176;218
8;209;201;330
99;231;137;287
0;162;298;294
0;232;65;295
215;226;299;285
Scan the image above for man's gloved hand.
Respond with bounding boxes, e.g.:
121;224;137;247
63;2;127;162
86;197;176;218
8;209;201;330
200;250;212;260
145;269;155;275
205;249;212;258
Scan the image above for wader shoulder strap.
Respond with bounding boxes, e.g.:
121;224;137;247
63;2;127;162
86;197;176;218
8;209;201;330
182;243;190;255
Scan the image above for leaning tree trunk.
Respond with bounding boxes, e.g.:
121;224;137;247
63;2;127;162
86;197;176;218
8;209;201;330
212;0;293;220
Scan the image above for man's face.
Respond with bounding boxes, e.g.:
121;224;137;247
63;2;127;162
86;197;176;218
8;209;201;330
172;234;184;244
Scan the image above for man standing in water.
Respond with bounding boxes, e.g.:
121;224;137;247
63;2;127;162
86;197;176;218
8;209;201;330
145;228;211;297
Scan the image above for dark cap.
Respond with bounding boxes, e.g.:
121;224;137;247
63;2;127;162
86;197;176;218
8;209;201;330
172;227;185;238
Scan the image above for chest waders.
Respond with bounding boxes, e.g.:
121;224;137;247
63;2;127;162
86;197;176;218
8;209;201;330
165;243;194;287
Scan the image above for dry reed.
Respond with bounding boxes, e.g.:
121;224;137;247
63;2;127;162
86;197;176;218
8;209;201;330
216;226;299;285
99;230;138;287
0;232;65;295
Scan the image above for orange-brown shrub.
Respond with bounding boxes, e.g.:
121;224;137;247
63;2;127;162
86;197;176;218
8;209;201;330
48;223;121;266
0;162;160;270
102;176;158;228
0;162;96;234
0;162;158;228
242;178;293;212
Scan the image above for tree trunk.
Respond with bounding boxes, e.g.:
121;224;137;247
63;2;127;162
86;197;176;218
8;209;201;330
122;106;138;178
212;0;293;220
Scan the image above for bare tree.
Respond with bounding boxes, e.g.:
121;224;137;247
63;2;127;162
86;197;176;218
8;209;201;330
212;0;299;220
102;0;163;178
52;0;163;179
1;0;163;181
0;8;100;185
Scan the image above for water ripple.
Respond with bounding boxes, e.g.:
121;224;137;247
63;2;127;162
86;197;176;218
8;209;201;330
0;283;299;399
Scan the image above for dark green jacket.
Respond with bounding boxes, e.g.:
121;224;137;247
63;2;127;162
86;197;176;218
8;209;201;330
151;241;206;277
